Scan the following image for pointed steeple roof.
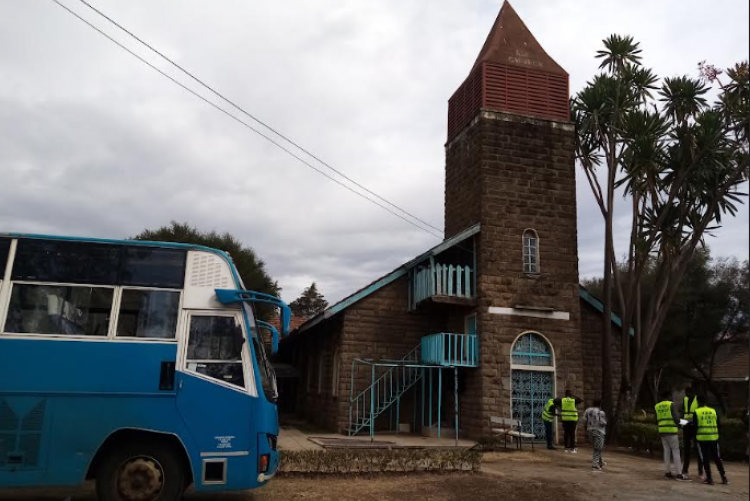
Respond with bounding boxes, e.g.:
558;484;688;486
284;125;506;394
472;1;567;75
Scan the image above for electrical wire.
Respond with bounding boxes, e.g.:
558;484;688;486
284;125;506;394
73;0;444;235
50;0;444;240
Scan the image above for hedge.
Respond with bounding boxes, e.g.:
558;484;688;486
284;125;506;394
617;418;748;460
278;449;481;474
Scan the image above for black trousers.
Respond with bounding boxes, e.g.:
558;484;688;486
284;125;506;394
563;421;577;449
682;423;704;475
699;441;726;482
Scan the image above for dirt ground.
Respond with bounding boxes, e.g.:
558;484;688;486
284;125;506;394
1;449;747;501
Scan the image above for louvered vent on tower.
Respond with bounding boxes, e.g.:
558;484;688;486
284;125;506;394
447;1;570;141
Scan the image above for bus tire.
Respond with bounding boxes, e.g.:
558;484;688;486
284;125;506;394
96;440;187;501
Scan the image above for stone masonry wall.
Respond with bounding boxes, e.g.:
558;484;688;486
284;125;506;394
338;276;456;433
446;110;582;438
293;315;344;431
580;300;623;408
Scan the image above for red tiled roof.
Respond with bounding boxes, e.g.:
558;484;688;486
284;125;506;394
267;314;308;334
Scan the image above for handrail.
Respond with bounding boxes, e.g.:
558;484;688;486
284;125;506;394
412;264;473;307
421;333;479;367
348;344;422;436
351;346;420;404
215;289;292;336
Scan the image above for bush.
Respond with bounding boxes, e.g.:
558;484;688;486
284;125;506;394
617;422;662;455
278;449;481;474
617;418;749;461
719;418;748;461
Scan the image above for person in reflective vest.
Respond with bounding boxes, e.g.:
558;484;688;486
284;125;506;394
681;386;704;478
541;398;557;450
655;391;689;481
694;394;728;486
554;389;582;453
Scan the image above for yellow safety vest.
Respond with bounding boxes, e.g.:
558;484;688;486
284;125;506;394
695;407;719;442
683;396;698;421
561;397;578;422
542;399;555;423
655;401;678;435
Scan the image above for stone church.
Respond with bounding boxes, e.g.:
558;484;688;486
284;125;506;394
280;1;624;442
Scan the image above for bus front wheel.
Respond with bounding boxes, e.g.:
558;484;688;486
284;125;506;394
96;441;187;501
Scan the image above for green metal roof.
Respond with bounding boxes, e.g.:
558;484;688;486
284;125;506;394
297;224;480;333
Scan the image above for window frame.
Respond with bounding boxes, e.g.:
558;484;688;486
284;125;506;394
464;313;477;336
180;309;257;397
0;238;17;331
331;349;340;398
0;280;118;339
317;352;325;395
522;229;540;275
0;280;183;344
112;286;183;342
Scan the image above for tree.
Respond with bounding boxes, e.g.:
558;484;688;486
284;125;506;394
583;251;750;413
133;221;280;298
573;35;749;420
289;283;328;318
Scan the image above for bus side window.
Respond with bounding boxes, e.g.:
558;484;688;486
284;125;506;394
186;315;245;389
116;289;181;339
5;284;113;336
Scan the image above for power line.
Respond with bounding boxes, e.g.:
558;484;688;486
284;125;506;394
50;0;444;239
71;0;444;236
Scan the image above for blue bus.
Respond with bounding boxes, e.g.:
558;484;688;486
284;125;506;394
0;233;291;500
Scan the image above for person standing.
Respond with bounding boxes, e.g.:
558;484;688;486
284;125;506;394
655;391;690;481
694;394;728;486
555;390;582;453
681;387;704;479
584;399;607;472
541;398;557;450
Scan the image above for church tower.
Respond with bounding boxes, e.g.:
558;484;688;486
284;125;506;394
445;2;583;437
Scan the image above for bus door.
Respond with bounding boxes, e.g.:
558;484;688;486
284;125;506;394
176;311;257;484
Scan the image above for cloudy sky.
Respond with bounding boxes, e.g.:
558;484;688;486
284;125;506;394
1;0;748;304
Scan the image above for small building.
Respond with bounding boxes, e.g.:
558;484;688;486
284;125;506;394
707;343;749;415
281;1;624;441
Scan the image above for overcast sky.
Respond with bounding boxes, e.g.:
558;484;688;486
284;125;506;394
1;0;748;304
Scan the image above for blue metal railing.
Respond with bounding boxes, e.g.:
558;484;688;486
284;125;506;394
412;264;473;307
348;346;422;437
421;333;479;367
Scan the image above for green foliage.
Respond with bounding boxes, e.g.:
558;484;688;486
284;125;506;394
133;221;280;298
584;248;749;411
573;34;749;418
289;282;328;318
618;418;748;461
720;418;749;460
617;421;661;455
278;449;481;474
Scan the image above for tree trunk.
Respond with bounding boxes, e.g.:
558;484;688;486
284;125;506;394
602;220;614;418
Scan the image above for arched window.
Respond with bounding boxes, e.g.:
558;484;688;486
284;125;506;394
511;332;555;443
523;230;540;274
511;332;554;367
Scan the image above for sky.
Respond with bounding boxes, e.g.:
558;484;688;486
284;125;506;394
0;0;748;305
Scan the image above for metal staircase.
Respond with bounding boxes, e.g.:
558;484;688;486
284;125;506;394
347;346;422;437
